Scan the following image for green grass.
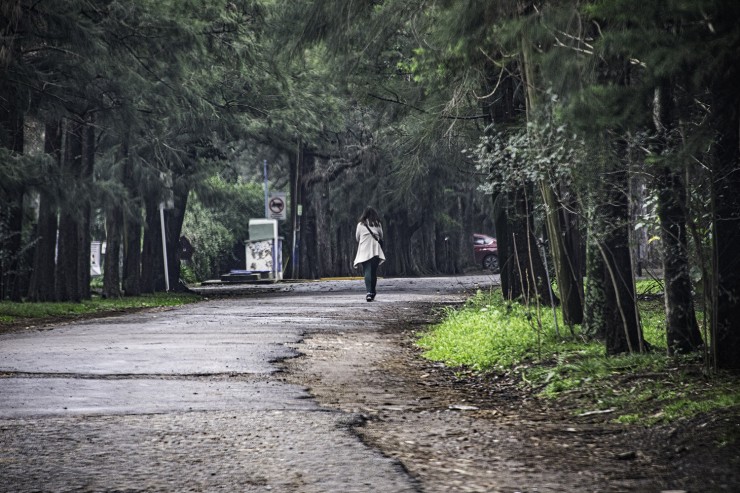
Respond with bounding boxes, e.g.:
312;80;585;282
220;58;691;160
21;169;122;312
0;292;200;326
635;278;664;295
418;286;740;425
417;289;581;371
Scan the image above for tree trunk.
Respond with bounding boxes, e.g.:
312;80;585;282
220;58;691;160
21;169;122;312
27;192;58;301
164;178;190;292
585;56;646;355
299;154;319;280
564;192;586;297
122;212;143;295
0;63;25;301
140;196;162;293
521;32;582;324
496;193;550;302
28;121;61;302
312;177;331;277
102;137;122;298
658;165;702;352
541;182;584;325
652;81;703;354
460;190;476;270
582;217;606;340
55;119;84;302
479;59;524;286
493;192;515;296
383;213;415;277
102;206;122;298
76;121;95;300
503;189;553;303
335;221;351;276
405;218;424;275
121;137;142;296
598;164;644;355
301;204;319;279
288;145;301;279
581;178;607;340
711;83;740;370
422;217;436;274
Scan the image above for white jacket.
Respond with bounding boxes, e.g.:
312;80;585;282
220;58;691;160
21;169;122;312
353;222;385;268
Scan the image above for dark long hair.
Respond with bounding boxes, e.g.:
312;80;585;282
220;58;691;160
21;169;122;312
359;206;381;227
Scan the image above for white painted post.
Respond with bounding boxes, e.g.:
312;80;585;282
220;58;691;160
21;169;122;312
159;202;170;292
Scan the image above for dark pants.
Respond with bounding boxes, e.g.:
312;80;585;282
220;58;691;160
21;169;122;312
362;256;380;294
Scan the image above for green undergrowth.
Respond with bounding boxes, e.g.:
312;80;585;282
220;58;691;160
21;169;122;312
0;292;200;326
418;284;740;426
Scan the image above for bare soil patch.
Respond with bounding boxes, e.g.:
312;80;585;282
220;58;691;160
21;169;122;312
284;302;740;493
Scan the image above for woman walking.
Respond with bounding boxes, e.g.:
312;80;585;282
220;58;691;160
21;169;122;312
353;207;385;302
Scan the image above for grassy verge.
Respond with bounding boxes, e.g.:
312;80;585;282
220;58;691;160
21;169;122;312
418;283;740;426
0;292;201;327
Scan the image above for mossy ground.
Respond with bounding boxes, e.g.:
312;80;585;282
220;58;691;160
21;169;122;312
418;283;740;426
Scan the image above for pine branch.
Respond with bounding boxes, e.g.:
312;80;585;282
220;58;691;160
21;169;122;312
367;93;486;120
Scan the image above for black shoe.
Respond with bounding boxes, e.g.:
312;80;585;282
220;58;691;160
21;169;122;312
370;293;376;301
366;293;373;302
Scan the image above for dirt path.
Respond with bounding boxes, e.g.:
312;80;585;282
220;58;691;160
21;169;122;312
2;275;737;492
283;299;740;493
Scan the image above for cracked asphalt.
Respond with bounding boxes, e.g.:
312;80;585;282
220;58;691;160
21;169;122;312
0;274;495;492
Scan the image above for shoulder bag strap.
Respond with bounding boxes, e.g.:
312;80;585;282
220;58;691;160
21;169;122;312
364;222;381;243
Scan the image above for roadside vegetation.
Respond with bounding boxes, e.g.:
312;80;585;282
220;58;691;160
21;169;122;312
0;292;200;329
2;1;740;373
419;281;740;426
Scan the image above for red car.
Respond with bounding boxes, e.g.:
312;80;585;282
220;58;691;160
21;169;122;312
473;233;499;272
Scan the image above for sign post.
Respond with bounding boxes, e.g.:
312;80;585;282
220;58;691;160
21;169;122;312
159;202;170;291
159;172;174;292
268;192;287;221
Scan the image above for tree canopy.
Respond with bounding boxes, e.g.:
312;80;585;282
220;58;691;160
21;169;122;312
2;0;740;369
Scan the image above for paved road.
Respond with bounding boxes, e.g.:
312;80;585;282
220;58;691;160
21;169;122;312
0;274;497;492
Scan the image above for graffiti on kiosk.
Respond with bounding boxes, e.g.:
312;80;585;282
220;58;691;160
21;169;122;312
246;240;274;272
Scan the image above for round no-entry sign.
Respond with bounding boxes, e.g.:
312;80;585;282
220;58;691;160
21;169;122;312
269;197;285;213
268;193;287;220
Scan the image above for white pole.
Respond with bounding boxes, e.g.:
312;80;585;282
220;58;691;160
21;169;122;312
263;159;269;218
159;202;170;291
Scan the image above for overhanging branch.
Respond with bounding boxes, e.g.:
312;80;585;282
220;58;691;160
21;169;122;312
367;93;487;120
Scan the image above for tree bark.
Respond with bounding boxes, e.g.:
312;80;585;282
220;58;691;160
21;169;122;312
312;177;332;277
298;153;319;279
121;136;142;296
288;144;301;279
55;119;84;302
598;163;644;355
711;83;740;369
541;182;584;325
585;57;646;355
164;178;190;292
653;82;703;354
121;132;143;296
506;188;554;303
493;192;515;296
521;32;582;324
139;176;190;293
460;190;476;271
0;59;25;301
582;218;606;340
102;206;122;298
28;120;61;302
140;196;162;293
122;211;143;295
76;121;95;300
